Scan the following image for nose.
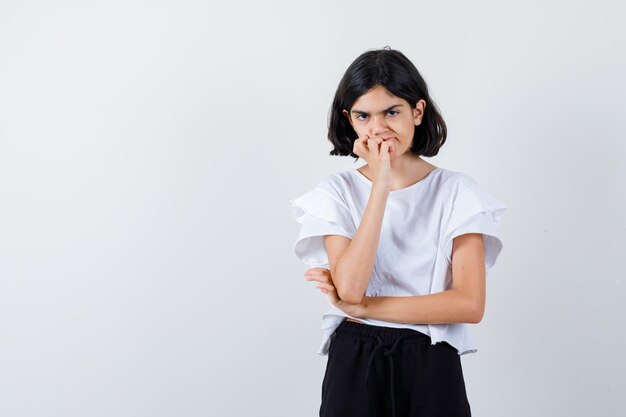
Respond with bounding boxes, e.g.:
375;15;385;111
369;115;389;137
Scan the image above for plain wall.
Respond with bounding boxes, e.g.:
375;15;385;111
1;0;625;416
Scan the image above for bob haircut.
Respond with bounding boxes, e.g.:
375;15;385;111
328;47;447;160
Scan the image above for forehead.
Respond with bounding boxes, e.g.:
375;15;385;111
351;85;409;110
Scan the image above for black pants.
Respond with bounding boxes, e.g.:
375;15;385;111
320;320;471;417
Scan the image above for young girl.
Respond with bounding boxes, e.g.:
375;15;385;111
289;47;507;417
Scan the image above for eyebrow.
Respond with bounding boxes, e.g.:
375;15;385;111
350;104;403;115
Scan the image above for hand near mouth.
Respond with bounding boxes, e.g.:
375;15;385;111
352;133;394;192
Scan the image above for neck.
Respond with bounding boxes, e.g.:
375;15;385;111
360;153;436;188
389;153;425;173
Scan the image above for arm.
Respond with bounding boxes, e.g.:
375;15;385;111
324;186;389;305
357;233;487;324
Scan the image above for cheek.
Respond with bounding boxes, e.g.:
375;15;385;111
352;124;368;135
395;120;415;137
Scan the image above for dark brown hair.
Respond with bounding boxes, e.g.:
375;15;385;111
328;47;447;160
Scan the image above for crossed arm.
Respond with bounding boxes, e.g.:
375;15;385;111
308;233;487;324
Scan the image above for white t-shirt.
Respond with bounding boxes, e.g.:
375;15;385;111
289;166;507;356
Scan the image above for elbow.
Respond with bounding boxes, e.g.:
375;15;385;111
337;288;364;305
470;312;484;324
336;283;364;305
332;268;366;305
469;301;485;324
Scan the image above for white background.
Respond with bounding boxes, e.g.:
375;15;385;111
1;1;625;416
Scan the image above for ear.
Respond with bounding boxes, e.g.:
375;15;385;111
342;109;354;128
412;99;426;126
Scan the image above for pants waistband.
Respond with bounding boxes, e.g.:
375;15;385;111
335;320;432;345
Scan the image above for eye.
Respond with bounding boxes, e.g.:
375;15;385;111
387;110;398;116
355;113;368;121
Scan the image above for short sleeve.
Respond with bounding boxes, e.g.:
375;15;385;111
289;187;356;269
441;183;507;270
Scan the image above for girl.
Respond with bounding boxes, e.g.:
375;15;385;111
289;47;507;417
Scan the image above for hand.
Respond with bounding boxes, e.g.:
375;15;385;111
352;134;394;191
304;267;366;318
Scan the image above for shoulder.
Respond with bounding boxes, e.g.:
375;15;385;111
437;168;507;220
316;169;354;189
434;167;481;197
314;170;355;202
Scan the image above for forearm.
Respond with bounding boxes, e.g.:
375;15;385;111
359;289;482;324
334;186;389;304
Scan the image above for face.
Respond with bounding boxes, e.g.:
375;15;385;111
342;85;425;160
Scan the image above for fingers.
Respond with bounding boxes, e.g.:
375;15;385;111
367;138;380;158
315;282;335;293
304;269;337;295
354;135;390;163
380;140;392;157
354;135;381;151
353;135;371;159
304;268;332;284
367;137;388;154
368;138;393;165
